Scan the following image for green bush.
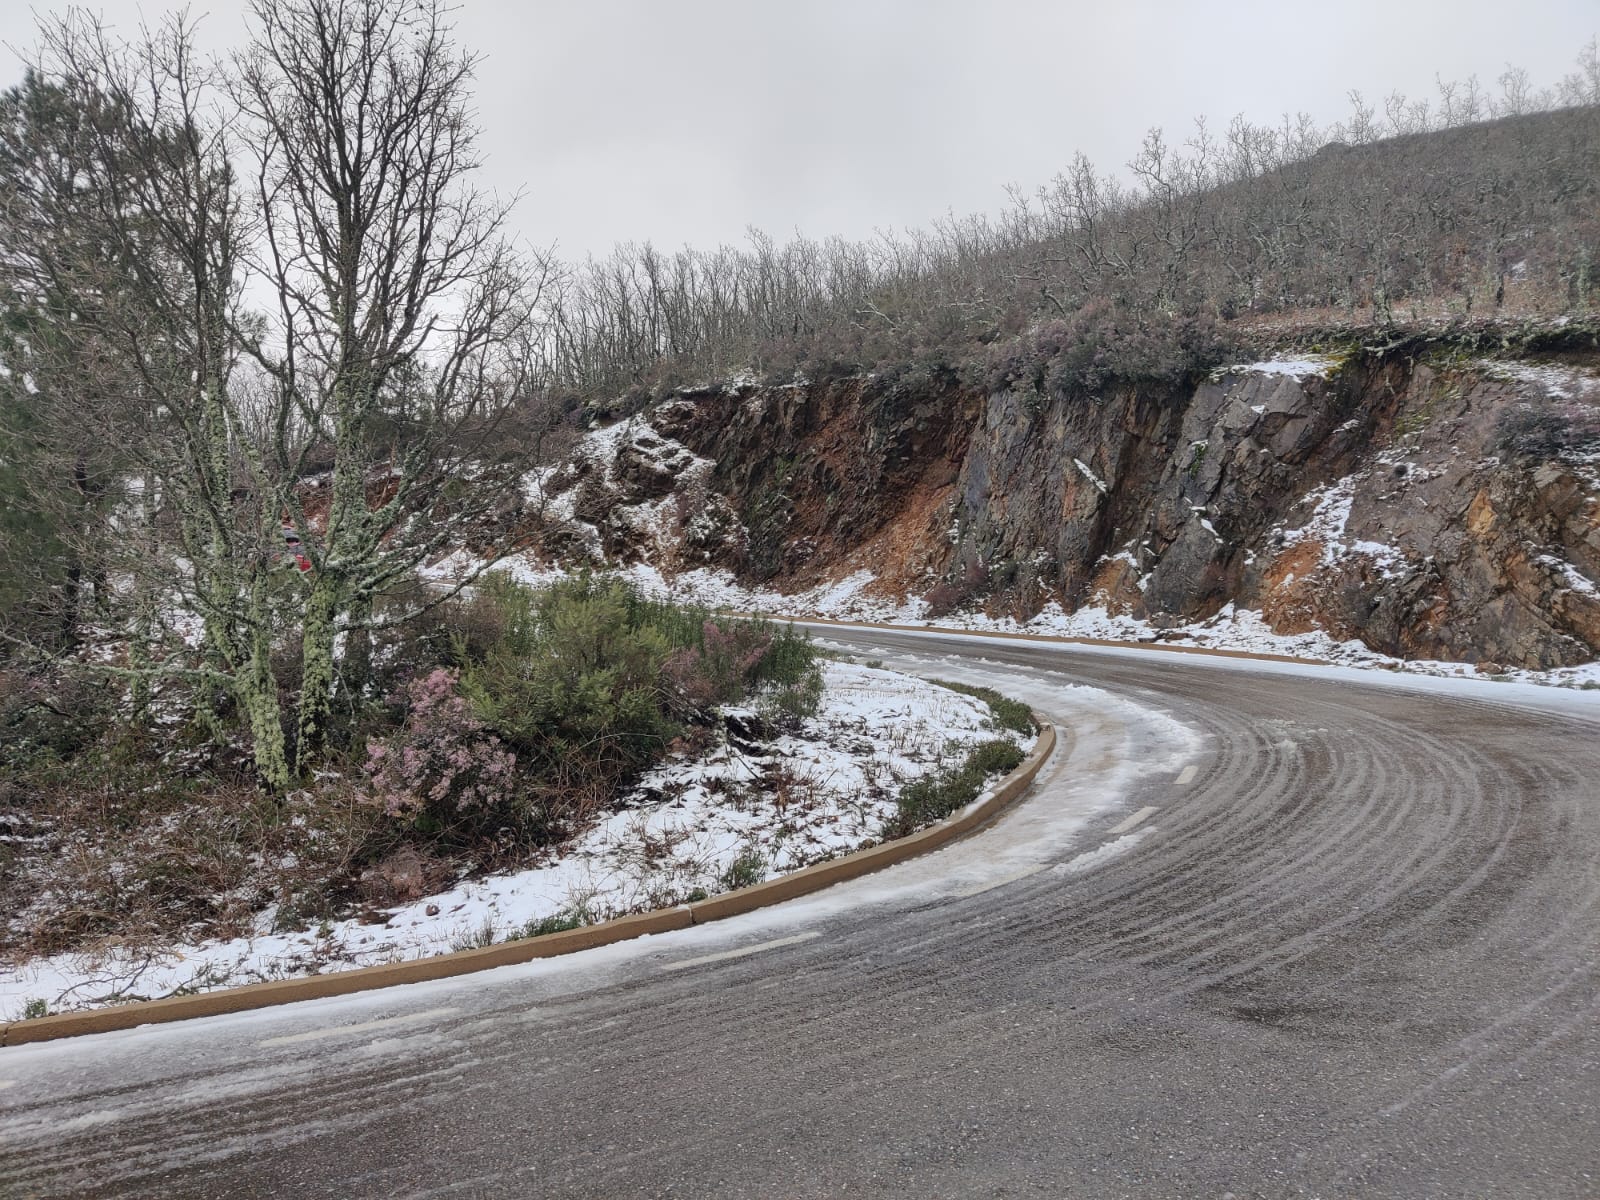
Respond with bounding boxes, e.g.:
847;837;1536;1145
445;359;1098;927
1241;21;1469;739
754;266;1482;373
746;619;816;688
760;666;824;728
457;573;817;823
460;573;679;818
966;739;1026;774
719;843;766;891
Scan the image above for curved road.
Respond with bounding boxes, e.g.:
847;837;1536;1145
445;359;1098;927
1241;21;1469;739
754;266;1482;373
3;628;1599;1198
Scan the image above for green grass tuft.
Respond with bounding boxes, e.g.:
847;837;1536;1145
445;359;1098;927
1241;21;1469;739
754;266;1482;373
927;680;1036;735
514;905;591;940
882;738;1026;840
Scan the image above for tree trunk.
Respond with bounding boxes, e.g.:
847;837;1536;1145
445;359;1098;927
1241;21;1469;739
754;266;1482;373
128;470;158;721
340;590;373;710
295;570;340;772
57;561;83;650
241;585;290;791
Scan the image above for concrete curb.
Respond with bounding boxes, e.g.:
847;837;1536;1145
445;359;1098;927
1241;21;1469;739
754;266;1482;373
1;720;1056;1047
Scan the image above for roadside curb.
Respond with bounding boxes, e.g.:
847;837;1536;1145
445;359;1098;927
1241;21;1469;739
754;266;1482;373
1;720;1056;1047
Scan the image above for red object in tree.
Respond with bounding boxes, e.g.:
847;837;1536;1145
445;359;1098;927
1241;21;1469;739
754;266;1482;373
281;514;313;572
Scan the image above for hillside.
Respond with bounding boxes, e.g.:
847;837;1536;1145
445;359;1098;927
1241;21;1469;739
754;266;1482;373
538;102;1600;403
474;92;1600;675
492;326;1600;672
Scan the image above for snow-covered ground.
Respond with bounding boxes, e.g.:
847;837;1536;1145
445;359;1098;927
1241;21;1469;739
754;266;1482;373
915;601;1600;685
420;554;927;622
0;661;1026;1021
1480;358;1600;401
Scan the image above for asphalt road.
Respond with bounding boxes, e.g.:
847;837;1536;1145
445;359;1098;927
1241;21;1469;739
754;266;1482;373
3;629;1599;1199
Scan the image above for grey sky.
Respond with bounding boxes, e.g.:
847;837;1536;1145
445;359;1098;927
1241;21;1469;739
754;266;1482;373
3;1;1596;261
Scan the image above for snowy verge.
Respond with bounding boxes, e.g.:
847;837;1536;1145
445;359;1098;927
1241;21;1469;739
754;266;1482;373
0;661;1027;1021
881;600;1600;689
423;554;1600;691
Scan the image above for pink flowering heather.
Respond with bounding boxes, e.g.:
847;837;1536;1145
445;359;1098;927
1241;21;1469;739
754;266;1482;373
362;668;517;822
664;621;771;710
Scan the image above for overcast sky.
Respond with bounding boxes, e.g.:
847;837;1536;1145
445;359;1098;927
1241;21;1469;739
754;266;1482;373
3;1;1596;261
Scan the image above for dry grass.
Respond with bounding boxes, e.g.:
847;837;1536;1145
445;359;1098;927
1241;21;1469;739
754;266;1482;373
0;761;393;963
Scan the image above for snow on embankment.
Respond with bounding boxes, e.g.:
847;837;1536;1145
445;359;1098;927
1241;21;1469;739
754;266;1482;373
608;558;1598;687
0;661;1025;1020
431;346;1600;683
1217;353;1346;380
429;547;1600;689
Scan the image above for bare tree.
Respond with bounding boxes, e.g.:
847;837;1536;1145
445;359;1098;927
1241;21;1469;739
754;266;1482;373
232;0;545;767
3;0;548;786
9;11;300;779
1557;37;1600;107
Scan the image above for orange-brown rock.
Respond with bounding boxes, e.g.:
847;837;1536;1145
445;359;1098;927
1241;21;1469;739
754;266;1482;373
522;345;1600;670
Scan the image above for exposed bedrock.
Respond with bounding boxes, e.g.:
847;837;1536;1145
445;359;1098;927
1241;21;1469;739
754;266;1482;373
525;349;1600;670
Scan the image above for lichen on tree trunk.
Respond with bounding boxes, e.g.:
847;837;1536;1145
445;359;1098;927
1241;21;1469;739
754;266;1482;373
241;627;290;793
340;591;374;709
295;572;341;773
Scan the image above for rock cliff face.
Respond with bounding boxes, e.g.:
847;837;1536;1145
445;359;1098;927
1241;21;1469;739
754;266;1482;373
652;369;979;587
515;348;1600;670
945;352;1600;669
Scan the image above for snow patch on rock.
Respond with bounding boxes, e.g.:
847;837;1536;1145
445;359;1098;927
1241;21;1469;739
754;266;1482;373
1538;553;1600;600
1276;475;1409;577
1073;458;1108;495
1483;360;1600;401
1222;353;1344;380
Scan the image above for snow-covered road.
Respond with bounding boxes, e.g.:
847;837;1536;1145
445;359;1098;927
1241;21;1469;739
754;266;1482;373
3;629;1599;1199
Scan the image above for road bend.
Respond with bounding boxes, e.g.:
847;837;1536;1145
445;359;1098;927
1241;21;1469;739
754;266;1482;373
2;628;1598;1198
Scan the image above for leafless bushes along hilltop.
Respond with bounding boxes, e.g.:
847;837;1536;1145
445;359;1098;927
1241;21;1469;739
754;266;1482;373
540;42;1600;401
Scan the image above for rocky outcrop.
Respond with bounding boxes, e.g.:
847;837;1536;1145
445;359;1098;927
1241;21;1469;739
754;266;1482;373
515;347;1600;670
945;351;1600;667
651;368;979;586
1247;362;1600;668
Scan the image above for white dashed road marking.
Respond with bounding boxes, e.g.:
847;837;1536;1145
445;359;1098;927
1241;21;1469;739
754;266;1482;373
950;864;1047;898
1108;806;1160;835
1053;830;1148;875
257;1006;461;1047
1176;764;1198;785
662;932;820;971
